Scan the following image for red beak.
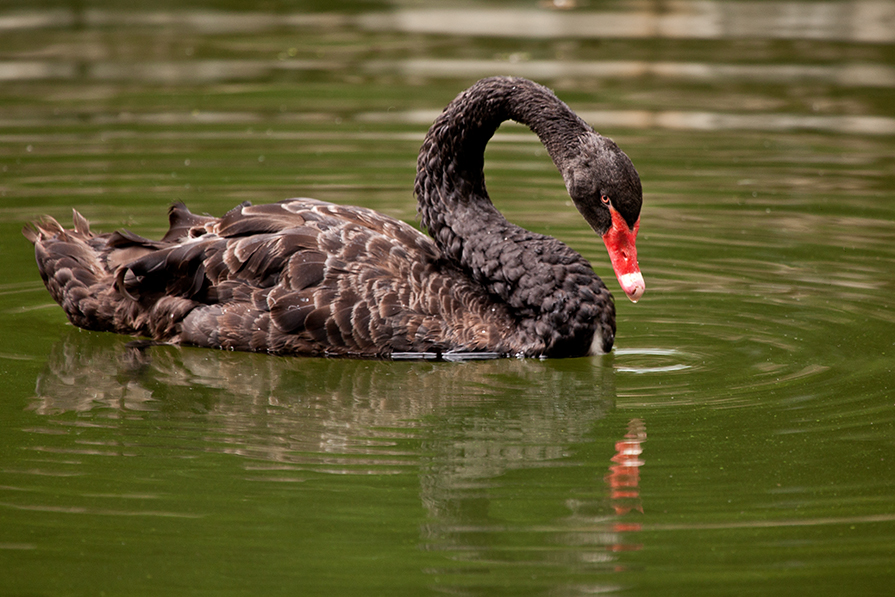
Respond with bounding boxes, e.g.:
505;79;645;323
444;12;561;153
602;207;645;303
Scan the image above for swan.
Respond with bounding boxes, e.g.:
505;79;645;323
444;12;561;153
24;77;644;359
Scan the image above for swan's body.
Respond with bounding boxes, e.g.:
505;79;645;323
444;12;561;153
25;77;644;359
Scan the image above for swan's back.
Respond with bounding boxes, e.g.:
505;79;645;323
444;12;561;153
26;199;520;358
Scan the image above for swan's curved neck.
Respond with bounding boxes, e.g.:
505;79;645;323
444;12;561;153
415;78;590;258
413;77;614;357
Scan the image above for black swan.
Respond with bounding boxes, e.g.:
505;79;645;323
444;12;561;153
24;77;644;359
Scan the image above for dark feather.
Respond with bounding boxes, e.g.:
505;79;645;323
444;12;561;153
269;291;316;334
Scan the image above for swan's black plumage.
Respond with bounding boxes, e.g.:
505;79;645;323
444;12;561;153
24;77;644;358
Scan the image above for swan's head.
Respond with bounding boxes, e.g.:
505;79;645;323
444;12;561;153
563;134;645;303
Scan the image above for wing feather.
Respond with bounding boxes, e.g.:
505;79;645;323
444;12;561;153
27;197;518;357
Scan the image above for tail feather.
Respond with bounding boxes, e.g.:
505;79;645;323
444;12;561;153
25;208;217;343
72;209;91;237
161;202;217;242
23;215;67;245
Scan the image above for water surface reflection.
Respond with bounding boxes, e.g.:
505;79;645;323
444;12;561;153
5;2;892;42
31;328;613;477
24;330;655;583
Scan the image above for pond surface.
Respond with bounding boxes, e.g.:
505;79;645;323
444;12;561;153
2;1;894;595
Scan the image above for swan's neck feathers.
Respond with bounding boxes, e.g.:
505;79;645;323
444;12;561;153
414;77;616;357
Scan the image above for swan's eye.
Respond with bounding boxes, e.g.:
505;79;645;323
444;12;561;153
600;194;610;205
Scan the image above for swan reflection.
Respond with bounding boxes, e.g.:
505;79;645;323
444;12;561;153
30;330;651;580
32;329;616;465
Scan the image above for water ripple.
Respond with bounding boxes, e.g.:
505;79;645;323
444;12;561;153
613;348;694;374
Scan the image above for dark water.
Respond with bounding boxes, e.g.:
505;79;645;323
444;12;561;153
2;2;894;595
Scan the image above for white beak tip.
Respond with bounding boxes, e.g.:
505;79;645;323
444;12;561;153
619;272;645;303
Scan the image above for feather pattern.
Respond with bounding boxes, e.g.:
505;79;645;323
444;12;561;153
24;77;644;358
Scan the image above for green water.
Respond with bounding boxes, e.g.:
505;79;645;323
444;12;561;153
2;2;894;595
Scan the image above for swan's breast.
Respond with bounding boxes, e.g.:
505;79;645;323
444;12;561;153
588;327;612;356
